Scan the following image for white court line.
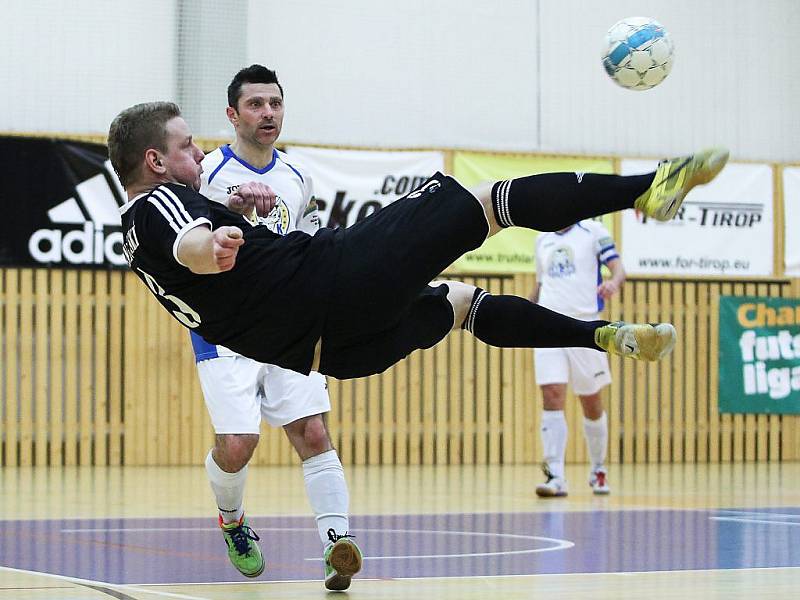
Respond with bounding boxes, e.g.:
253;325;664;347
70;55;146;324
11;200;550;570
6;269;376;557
711;517;800;526
0;565;209;600
61;525;574;561
140;565;800;586
714;510;800;519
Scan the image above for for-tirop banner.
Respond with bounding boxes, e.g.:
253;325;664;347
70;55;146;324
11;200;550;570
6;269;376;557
284;146;444;228
450;152;614;273
719;296;800;414
621;161;773;276
0;137;126;269
782;167;800;276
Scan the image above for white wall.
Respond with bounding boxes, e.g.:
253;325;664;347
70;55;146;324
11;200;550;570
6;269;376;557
0;0;176;134
2;0;799;162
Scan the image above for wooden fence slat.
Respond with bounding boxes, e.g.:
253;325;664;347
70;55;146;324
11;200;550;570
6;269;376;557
682;282;696;460
34;270;49;465
695;283;708;462
4;270;19;466
368;374;381;466
64;271;79;466
19;270;34;466
94;272;109;466
672;282;686;463
108;273;123;465
659;281;672;463
79;271;94;466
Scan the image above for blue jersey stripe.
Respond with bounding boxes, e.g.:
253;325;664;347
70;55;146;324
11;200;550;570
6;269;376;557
190;331;219;362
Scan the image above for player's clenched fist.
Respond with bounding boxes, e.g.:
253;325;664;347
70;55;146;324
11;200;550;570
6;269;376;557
213;226;244;271
227;182;277;218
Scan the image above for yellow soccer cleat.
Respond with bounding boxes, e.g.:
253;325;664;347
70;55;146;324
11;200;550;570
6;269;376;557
595;322;677;361
634;147;729;221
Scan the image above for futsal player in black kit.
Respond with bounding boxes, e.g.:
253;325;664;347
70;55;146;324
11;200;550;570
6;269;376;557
110;101;728;379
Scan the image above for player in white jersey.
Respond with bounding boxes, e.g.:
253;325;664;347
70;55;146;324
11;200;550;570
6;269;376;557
530;219;625;497
194;65;360;591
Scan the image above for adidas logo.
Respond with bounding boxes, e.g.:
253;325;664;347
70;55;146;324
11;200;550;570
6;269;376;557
28;160;126;266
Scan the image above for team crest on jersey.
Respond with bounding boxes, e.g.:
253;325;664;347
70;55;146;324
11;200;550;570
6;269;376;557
547;246;576;278
259;197;291;235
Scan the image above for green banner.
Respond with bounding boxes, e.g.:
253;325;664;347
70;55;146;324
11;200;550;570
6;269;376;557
719;296;800;414
449;152;614;273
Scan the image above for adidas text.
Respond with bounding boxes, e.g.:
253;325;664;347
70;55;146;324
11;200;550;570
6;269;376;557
28;223;125;266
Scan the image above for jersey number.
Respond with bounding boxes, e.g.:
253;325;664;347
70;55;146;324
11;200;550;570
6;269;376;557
138;269;201;328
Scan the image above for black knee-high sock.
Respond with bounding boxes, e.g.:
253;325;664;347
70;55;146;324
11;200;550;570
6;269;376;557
491;172;654;231
462;289;607;349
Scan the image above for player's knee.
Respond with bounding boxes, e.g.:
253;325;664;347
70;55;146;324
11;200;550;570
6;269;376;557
302;415;332;455
215;433;259;471
285;414;332;457
436;280;477;330
467;181;501;237
541;384;567;410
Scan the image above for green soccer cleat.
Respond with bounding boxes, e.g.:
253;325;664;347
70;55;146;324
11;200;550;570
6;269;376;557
634;147;729;221
219;515;265;578
324;529;363;591
595;321;676;362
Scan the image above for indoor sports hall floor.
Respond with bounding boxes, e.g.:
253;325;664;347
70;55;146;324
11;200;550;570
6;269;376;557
1;462;799;599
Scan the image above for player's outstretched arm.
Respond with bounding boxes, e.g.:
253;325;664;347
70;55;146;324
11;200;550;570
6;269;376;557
176;225;244;274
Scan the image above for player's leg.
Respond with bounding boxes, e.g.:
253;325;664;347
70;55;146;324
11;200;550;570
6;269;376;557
197;356;265;578
459;286;676;361
534;348;570;497
469;148;729;237
320;282;676;379
262;367;362;591
568;348;613;495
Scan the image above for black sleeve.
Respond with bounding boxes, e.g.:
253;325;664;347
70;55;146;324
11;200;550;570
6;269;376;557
137;184;213;266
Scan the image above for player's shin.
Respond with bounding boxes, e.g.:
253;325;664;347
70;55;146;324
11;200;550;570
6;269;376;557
491;172;654;231
461;289;605;349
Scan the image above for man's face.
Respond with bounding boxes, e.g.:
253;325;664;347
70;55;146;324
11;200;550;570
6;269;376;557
160;117;205;191
229;82;284;148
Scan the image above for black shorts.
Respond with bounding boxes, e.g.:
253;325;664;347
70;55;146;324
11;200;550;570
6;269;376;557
319;173;488;377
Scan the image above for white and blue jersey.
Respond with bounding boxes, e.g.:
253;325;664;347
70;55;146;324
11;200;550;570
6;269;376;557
190;145;319;362
535;220;619;319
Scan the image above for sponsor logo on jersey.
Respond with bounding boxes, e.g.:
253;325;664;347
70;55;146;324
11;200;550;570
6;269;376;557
547;246;576;278
262;197;291;235
28;160;125;266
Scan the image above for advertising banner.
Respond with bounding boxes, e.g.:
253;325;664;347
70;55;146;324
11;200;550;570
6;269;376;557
284;146;445;229
621;161;773;276
450;153;614;273
719;296;800;414
0;136;126;269
782;167;800;276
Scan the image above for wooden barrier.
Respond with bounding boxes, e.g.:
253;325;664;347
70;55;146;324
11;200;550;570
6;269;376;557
1;268;799;466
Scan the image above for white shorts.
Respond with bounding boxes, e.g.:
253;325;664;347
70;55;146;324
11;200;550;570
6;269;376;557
534;346;612;396
196;355;331;433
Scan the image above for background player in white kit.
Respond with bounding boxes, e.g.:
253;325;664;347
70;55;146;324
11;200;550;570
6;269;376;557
194;65;361;590
530;219;625;497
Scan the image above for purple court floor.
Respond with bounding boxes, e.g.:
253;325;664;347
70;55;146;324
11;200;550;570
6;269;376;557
1;508;799;584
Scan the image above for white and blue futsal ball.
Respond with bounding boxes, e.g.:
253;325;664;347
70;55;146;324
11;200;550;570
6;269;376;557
602;17;674;91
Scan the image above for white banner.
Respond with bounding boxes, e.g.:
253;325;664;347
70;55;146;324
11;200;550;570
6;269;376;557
285;146;445;229
620;160;773;276
783;167;800;277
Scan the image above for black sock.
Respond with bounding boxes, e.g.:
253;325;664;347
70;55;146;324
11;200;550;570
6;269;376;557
491;172;654;231
462;289;607;349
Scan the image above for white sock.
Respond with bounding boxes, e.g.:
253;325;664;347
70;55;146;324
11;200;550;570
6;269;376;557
583;411;608;469
541;410;567;479
303;449;350;547
205;449;247;524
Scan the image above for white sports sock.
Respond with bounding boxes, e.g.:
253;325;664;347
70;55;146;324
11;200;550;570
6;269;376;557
583;411;608;469
303;449;350;547
540;410;567;478
205;449;247;524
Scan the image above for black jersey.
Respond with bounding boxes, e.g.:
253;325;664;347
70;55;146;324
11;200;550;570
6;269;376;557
119;182;341;374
